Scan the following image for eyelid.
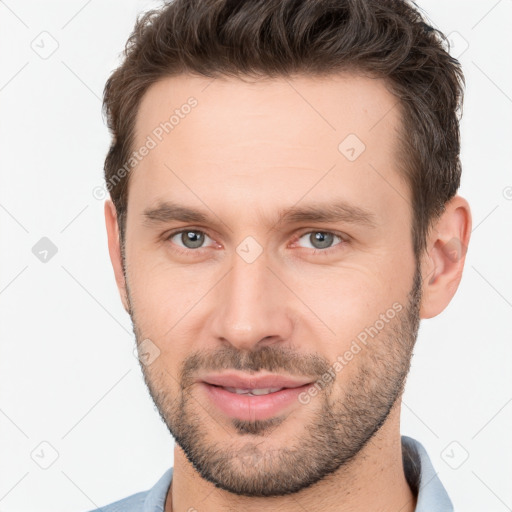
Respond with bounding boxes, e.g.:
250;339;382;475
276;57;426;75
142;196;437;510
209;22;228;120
165;228;218;250
295;227;348;238
163;227;349;253
290;229;349;246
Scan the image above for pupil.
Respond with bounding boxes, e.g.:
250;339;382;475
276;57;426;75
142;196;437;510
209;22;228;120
182;231;204;248
311;232;333;249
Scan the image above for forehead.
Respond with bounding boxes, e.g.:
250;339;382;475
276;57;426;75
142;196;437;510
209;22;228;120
134;72;401;155
128;72;409;229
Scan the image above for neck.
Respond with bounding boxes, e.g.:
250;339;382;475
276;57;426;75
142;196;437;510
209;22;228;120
165;404;416;512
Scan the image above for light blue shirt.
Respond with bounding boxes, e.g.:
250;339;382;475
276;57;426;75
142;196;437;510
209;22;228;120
86;436;453;512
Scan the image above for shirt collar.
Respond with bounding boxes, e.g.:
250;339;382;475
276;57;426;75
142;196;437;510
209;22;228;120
402;435;454;511
143;467;173;512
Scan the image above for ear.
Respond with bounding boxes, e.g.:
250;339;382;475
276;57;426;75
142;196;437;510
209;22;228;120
419;195;472;319
104;199;130;313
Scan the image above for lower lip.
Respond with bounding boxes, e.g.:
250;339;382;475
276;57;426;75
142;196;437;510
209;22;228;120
200;382;312;421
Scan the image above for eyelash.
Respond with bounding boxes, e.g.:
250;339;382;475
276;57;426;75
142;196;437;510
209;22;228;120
164;228;348;256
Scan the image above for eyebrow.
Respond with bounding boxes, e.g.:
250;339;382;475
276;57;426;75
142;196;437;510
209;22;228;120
142;200;377;229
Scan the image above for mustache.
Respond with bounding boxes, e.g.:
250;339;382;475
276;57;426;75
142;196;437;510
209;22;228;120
179;345;331;388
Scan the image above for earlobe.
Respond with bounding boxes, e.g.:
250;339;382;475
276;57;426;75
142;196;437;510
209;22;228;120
419;195;472;319
104;200;130;313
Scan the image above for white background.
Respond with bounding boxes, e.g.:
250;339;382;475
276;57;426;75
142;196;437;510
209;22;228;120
0;0;511;511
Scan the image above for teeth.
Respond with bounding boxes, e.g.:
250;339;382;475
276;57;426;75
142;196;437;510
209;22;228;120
223;387;284;396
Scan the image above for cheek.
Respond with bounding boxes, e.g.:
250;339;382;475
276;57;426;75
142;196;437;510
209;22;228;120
285;262;411;353
126;252;208;343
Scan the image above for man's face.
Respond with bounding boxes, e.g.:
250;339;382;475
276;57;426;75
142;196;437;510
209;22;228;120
121;73;421;496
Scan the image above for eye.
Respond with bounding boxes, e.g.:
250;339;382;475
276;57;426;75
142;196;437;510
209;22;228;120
168;229;214;250
295;231;345;251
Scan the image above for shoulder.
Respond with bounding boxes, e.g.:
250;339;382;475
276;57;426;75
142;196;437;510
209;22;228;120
84;467;174;512
85;490;148;512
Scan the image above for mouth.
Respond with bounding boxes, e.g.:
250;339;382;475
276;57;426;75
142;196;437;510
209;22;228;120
198;372;314;422
200;372;313;390
221;386;288;396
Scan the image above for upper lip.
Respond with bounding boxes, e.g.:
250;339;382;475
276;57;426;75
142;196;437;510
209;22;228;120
200;372;314;390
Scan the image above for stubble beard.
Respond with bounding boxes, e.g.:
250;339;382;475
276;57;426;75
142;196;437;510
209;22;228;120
127;265;422;497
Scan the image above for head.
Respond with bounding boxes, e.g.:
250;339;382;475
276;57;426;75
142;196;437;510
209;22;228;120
103;0;471;498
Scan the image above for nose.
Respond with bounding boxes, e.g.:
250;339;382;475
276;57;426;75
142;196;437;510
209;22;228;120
209;248;295;352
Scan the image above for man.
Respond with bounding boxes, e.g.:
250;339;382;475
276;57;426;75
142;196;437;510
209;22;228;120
92;0;471;510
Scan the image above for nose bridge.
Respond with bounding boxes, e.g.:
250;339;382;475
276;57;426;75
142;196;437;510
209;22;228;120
212;248;292;349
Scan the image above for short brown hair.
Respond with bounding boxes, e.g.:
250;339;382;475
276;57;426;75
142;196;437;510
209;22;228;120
103;0;464;257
